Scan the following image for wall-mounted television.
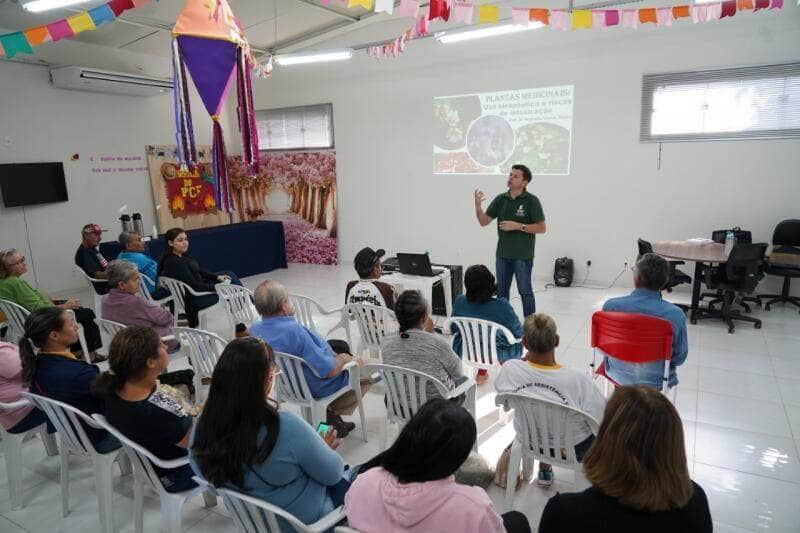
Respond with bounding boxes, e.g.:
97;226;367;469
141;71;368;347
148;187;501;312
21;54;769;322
0;162;69;207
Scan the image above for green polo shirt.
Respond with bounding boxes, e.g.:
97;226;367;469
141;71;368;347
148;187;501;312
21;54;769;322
485;189;545;260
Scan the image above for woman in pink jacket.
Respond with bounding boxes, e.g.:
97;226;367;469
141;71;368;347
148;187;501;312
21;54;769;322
345;398;531;533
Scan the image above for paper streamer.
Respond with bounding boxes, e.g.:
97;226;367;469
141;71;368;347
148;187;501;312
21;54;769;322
453;2;475;23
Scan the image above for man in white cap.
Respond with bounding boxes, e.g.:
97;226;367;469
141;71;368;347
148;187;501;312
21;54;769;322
345;247;397;310
75;223;110;294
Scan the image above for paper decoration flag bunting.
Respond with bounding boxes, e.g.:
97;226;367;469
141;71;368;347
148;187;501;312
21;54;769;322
605;9;619;25
656;7;672;26
530;8;549;24
374;0;394;14
572;9;592;29
673;5;691;18
453;2;475;23
348;0;373;9
0;42;4;57
550;9;569;30
737;0;754;9
477;4;500;24
416;14;430;36
709;2;723;18
67;12;96;34
0;32;33;58
429;0;451;21
46;19;74;41
398;0;420;17
512;7;530;25
771;0;783;7
23;26;50;46
89;5;116;26
754;0;770;9
592;11;607;28
721;0;737;16
620;9;638;27
108;0;135;16
639;8;657;24
131;0;151;7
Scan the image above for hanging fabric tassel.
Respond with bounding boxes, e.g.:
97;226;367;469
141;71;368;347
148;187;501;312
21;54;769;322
211;116;230;212
178;45;197;166
171;39;188;168
242;50;259;174
235;48;259;177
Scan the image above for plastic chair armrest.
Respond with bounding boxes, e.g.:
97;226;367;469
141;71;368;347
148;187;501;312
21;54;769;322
184;286;215;297
160;335;176;342
308;507;347;532
446;377;476;399
343;360;361;387
0;399;31;410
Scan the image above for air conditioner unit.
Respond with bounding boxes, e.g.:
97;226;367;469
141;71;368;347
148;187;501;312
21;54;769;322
49;66;173;97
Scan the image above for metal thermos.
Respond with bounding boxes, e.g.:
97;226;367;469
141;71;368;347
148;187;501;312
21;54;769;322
132;213;144;237
119;214;133;233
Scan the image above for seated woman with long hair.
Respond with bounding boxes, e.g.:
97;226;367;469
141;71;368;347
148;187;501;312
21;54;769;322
538;385;712;532
19;307;118;452
92;326;196;493
346;398;531;533
189;337;349;526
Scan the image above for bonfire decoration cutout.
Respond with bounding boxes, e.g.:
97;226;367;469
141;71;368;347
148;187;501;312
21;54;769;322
171;0;259;212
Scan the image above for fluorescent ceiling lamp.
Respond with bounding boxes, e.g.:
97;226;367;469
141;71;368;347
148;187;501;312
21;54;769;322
23;0;93;13
436;22;543;44
274;49;353;66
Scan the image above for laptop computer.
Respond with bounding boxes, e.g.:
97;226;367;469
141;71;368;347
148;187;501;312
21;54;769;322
396;253;444;277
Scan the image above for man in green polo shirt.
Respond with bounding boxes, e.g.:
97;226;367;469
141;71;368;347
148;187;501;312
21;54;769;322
474;164;546;317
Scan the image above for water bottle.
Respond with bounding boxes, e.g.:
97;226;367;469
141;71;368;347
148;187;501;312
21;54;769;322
724;230;735;256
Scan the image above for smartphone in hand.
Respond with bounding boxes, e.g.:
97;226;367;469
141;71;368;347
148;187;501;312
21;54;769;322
316;422;332;437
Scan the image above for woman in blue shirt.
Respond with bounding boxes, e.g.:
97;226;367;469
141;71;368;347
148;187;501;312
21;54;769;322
451;265;523;384
189;337;348;526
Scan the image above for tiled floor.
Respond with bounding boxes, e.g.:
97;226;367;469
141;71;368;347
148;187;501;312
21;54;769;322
2;263;799;532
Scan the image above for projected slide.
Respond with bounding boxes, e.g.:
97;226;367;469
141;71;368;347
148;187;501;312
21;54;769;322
433;85;574;175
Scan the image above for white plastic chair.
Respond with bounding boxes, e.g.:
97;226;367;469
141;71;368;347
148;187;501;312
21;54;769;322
92;414;216;533
0;399;58;509
158;276;215;329
215;284;258;339
173;327;226;403
194;477;345;533
343;303;397;359
364;363;477;451
495;392;600;512
334;528;360;533
21;392;129;533
289;293;351;346
443;317;520;375
139;274;174;310
273;351;368;442
0;299;91;363
94;317;125;356
74;267;107;312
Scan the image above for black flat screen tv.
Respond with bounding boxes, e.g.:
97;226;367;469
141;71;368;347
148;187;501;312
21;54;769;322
0;162;69;207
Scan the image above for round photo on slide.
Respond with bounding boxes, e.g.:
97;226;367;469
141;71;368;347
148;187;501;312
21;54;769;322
466;115;515;168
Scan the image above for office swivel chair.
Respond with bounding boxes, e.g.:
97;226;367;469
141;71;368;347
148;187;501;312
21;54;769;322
693;243;768;333
637;239;691;312
758;219;800;313
701;228;763;312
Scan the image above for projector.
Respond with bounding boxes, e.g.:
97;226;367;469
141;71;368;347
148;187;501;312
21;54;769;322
554;257;574;287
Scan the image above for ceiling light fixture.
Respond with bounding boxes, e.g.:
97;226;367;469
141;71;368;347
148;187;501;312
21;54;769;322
23;0;94;13
436;22;543;44
274;49;353;66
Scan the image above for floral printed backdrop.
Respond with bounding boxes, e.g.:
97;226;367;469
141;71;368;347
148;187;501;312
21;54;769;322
227;152;338;265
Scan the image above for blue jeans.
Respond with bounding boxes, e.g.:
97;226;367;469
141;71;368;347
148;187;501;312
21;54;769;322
496;257;535;317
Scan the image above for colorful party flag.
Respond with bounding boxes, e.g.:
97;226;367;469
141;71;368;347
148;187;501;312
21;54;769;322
398;0;420;17
67;12;96;34
0;42;4;58
453;2;474;23
47;19;74;41
691;4;707;22
550;9;569;30
605;9;619;26
770;0;783;7
656;7;672;26
108;0;135;16
530;8;549;25
737;0;754;9
375;0;394;14
132;0;151;6
620;9;638;27
0;32;33;58
511;7;530;25
348;0;373;9
23;26;50;46
708;2;723;18
673;5;691;18
720;0;737;16
89;4;116;27
592;11;607;28
477;4;500;24
571;10;592;29
429;0;450;21
638;8;657;24
415;14;429;36
754;0;770;9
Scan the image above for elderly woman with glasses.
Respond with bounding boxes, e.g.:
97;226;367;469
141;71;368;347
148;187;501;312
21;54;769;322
101;260;178;352
0;248;103;361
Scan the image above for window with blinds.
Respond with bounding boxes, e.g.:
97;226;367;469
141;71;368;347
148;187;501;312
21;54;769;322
256;103;334;150
640;62;800;142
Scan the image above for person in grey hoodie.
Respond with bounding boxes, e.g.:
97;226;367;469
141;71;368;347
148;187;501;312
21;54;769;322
345;399;531;533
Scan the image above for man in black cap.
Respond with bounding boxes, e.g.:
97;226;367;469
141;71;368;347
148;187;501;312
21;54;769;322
345;247;397;310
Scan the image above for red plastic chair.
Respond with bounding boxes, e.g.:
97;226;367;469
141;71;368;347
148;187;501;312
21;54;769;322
590;311;674;397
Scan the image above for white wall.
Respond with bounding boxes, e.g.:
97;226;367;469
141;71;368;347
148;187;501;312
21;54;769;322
253;10;800;290
0;58;234;294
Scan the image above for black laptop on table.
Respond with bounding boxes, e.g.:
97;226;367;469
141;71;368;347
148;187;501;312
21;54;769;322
396;253;444;277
